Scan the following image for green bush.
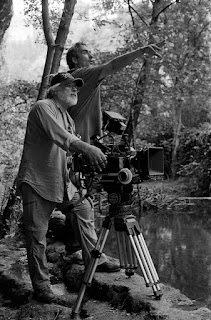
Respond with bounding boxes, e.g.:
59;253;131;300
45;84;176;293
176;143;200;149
178;124;211;196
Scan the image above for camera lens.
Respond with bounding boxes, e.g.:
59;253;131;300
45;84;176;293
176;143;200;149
118;168;133;184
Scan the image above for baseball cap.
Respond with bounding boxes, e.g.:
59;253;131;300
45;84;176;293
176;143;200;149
50;72;84;88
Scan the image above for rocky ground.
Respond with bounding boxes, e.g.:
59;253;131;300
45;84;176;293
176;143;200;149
1;178;211;319
1;230;211;320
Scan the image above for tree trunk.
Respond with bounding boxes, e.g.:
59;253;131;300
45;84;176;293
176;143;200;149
37;0;77;100
37;0;56;100
0;0;13;45
171;99;182;179
50;0;77;74
171;77;182;179
37;45;55;100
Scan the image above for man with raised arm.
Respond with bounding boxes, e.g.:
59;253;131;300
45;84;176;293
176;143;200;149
66;41;164;143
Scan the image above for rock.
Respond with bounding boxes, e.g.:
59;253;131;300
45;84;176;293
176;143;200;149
17;301;72;320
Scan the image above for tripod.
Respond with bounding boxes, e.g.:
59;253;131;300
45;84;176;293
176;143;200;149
71;195;162;318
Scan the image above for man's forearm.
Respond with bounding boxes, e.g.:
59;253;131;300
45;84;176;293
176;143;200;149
69;140;91;154
110;47;144;73
99;48;143;80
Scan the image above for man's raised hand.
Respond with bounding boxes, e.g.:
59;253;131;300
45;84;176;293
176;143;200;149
141;40;165;58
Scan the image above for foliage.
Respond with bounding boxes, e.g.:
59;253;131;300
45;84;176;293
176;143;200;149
0;81;38;209
177;124;211;195
23;0;63;40
161;0;211;121
0;184;23;238
138;182;178;212
23;0;91;46
95;1;210;131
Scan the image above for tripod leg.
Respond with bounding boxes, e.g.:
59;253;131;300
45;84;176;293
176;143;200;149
137;233;159;283
124;231;137;275
116;230;137;276
128;233;162;299
71;218;112;318
116;230;126;268
128;234;151;283
123;216;162;299
133;235;161;296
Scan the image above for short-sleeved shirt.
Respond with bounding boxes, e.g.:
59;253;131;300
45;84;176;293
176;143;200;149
17;98;80;203
68;65;104;144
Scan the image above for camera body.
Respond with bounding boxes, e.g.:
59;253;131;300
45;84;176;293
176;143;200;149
72;111;164;205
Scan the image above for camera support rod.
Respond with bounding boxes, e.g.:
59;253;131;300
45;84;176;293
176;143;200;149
71;204;162;319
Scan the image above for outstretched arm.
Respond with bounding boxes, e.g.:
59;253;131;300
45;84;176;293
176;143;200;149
99;40;165;81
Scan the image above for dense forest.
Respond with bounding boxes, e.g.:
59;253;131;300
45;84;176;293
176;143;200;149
0;0;211;234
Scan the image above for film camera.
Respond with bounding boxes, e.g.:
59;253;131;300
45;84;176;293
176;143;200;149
73;111;164;206
71;111;164;317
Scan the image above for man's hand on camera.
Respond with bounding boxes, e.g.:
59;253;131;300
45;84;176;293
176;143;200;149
70;140;107;172
141;40;165;58
83;145;107;172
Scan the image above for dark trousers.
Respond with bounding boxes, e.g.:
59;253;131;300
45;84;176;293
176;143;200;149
21;183;106;291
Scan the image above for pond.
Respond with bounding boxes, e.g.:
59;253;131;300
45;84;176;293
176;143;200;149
98;204;211;310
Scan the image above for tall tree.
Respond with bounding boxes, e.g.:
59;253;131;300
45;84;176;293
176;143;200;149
159;0;211;178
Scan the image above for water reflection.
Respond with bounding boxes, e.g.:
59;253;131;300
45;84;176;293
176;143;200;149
101;206;211;309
